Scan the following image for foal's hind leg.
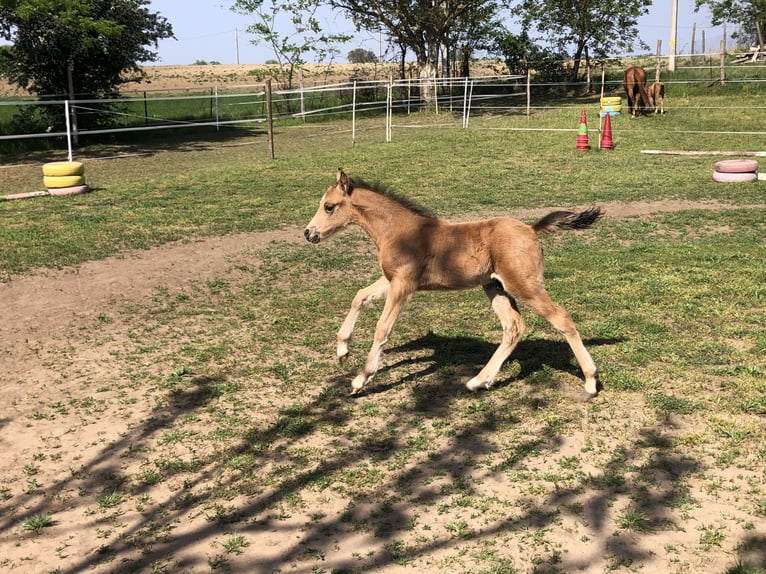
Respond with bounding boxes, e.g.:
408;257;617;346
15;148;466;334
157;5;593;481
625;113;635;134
522;291;599;396
337;276;389;363
466;282;525;391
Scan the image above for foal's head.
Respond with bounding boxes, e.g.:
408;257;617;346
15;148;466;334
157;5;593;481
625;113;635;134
304;168;354;244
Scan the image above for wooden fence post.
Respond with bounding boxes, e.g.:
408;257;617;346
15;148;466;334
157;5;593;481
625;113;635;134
720;40;726;85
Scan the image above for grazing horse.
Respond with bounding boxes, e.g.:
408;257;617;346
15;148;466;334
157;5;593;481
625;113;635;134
623;66;650;117
647;81;665;114
304;169;603;397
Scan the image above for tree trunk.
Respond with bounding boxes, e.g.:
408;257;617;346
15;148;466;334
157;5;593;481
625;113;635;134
418;58;437;104
459;45;471;78
571;42;585;80
441;43;449;79
398;43;407;79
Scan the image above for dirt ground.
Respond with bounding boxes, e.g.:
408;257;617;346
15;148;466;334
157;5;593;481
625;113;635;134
2;199;764;573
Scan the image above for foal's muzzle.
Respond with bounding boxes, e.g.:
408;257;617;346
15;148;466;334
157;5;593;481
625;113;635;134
304;227;320;244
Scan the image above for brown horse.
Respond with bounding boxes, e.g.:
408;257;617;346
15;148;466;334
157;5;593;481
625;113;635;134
623;66;650;117
647;81;665;114
304;169;603;397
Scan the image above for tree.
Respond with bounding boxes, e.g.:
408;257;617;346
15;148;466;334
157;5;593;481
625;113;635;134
512;0;651;80
0;0;173;97
695;0;766;49
231;0;351;91
348;48;377;63
329;0;498;101
489;28;569;83
442;4;502;78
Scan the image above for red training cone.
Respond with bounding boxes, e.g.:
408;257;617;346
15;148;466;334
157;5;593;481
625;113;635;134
576;109;590;151
600;111;614;150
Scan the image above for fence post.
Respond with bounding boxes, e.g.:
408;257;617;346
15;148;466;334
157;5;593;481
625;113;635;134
66;61;79;147
266;79;275;160
527;69;532;118
656;40;662;82
407;77;411;115
214;87;219;131
720;40;726;85
692;23;697;62
386;77;392;143
352;80;357;147
64;100;73;162
462;77;468;128
299;68;306;123
465;80;474;128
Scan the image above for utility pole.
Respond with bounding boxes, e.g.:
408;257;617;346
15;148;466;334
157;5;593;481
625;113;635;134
669;0;678;71
235;28;240;64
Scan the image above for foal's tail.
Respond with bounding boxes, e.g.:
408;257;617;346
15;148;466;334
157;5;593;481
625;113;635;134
533;207;604;235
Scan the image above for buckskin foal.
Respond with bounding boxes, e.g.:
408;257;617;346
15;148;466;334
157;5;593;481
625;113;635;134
304;169;603;397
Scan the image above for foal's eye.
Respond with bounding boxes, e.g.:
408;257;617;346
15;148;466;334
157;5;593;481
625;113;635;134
324;203;335;214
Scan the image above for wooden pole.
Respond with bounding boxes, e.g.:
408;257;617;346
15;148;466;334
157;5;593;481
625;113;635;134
668;0;678;71
526;69;531;118
692;23;697;62
720;40;726;85
655;40;662;82
66;61;79;148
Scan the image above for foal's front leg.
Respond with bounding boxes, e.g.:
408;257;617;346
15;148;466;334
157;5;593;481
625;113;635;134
350;279;412;394
337;276;389;363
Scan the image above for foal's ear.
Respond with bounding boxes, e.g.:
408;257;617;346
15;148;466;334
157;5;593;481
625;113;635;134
336;168;350;194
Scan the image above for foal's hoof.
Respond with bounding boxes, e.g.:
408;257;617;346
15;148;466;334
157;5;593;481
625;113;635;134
466;378;491;392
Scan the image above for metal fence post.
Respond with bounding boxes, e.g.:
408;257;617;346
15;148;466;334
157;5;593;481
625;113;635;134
352;80;357;147
266;79;275;160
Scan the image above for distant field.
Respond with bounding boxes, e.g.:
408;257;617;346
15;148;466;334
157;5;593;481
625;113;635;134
0;62;423;97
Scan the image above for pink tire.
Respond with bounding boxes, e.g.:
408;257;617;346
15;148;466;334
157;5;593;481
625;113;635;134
48;185;91;196
712;170;757;183
714;159;758;173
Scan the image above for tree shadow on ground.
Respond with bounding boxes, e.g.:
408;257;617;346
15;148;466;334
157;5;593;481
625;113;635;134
1;333;760;573
358;331;623;400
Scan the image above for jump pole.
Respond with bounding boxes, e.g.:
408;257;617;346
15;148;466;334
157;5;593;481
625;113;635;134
599;68;605;132
642;150;766;156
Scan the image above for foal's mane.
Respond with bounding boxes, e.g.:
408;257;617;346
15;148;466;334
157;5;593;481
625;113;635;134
349;177;436;218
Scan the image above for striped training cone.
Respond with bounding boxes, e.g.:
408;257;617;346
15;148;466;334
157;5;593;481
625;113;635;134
576;109;590;151
600;111;614;150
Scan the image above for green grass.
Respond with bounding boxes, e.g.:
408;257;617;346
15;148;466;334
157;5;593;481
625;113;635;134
3;92;766;276
1;73;765;573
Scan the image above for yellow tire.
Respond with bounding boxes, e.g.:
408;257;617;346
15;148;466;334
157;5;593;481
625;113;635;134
42;161;85;177
44;175;86;189
601;96;622;106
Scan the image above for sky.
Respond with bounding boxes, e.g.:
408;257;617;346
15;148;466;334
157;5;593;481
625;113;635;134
145;1;723;66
